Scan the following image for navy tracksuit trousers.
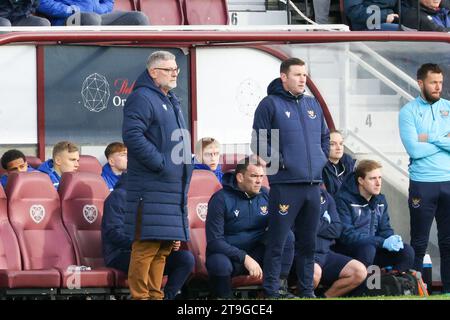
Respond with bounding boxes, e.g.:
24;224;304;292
108;250;195;300
409;180;450;292
263;183;321;297
206;232;294;298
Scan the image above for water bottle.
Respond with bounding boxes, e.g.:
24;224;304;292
423;254;433;294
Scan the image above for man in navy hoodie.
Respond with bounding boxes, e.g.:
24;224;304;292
37;0;148;26
38;140;80;189
101;142;127;191
102;174;194;300
206;158;294;298
193;137;223;183
322;130;356;197
334;160;414;272
0;149;36;188
252;57;329;298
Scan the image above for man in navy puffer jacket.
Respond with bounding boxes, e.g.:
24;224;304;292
206;158;295;298
122;51;193;300
251;57;329;298
334;160;414;272
37;0;148;26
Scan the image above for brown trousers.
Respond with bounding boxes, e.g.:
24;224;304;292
128;205;174;300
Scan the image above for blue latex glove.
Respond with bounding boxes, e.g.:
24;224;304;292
383;235;403;252
322;210;331;224
66;5;80;15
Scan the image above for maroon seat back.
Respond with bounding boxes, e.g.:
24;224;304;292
78;155;102;175
25;156;42;169
183;0;229;25
6;172;76;270
137;0;184;25
114;0;137;11
0;185;21;271
187;170;222;278
58;172;110;268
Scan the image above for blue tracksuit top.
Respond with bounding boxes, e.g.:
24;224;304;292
251;78;330;184
335;173;394;247
206;172;269;264
315;189;343;256
37;159;61;189
0;166;36;188
399;95;450;182
193;161;224;184
322;153;356;197
101;163;121;191
37;0;113;25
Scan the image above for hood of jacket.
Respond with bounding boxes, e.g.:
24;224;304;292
267;78;304;101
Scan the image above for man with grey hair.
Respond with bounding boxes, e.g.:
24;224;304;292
122;50;193;300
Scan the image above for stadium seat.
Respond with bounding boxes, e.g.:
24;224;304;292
114;0;137;11
0;184;60;294
6;172;114;292
58;172;115;290
220;153;246;173
186;170;222;279
183;0;229;25
137;0;184;25
78;155;102;175
25;156;42;169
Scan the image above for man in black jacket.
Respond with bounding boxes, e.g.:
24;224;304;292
0;0;50;26
402;0;450;31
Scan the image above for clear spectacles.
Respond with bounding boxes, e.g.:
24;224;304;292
154;67;181;74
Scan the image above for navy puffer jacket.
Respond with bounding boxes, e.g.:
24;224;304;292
251;78;329;184
322;153;355;197
335;173;394;247
122;70;193;242
345;0;398;30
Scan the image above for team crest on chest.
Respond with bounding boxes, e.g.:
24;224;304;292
440;109;449;117
411;198;421;209
278;204;289;215
234;209;240;217
260;206;268;215
307;110;316;119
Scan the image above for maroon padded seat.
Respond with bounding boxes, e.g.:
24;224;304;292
1;176;61;289
25;156;42;169
137;0;184;25
58;172;114;286
78;155;102;175
183;0;229;25
187;170;222;280
6;171;113;289
114;0;136;11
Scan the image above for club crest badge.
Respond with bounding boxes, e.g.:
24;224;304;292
234;209;240;217
285;111;291;118
411;198;421;209
278;204;289;216
307;110;316;119
440;109;449;117
83;204;98;224
30;204;45;224
196;203;208;222
260;206;268;216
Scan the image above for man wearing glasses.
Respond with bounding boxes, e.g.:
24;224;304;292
122;51;193;300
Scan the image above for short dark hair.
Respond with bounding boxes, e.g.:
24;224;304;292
280;58;305;74
104;142;127;159
235;156;263;175
1;149;26;170
355;160;382;181
417;63;443;81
